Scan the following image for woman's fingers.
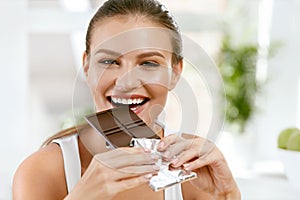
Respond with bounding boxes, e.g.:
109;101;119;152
162;136;217;168
161;140;189;161
95;147;146;161
113;165;159;180
100;152;159;169
92;147;159;182
161;137;200;161
182;146;220;170
90;154;159;182
113;174;153;195
182;154;210;171
94;148;158;169
157;134;180;151
97;172;153;198
76;147;160;199
158;134;203;158
170;148;199;167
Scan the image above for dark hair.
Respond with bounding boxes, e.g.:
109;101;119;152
85;0;182;64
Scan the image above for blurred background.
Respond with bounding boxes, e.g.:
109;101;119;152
1;0;300;199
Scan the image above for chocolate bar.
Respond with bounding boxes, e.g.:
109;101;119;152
85;107;197;192
84;106;160;149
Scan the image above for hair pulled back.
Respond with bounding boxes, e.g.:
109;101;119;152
85;0;182;64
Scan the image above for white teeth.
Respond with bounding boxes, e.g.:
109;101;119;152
137;98;143;104
130;107;137;111
111;97;146;105
117;98;122;103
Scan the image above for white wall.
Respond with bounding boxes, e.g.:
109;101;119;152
0;0;29;199
256;0;300;161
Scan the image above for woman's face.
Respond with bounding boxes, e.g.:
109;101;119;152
83;16;182;128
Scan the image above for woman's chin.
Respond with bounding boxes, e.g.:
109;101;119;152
136;103;163;128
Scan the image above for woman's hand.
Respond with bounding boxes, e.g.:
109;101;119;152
65;147;159;200
157;134;241;200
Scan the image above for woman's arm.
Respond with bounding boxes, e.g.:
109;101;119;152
13;144;159;200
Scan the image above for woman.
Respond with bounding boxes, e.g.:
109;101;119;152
13;0;241;199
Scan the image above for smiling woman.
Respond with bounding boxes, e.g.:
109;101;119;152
84;23;181;128
86;45;178;127
12;0;240;199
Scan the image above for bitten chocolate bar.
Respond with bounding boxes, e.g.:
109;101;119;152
85;107;197;192
84;106;160;149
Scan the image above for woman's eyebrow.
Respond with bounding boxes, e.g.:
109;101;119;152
94;49;166;59
137;52;166;59
94;49;121;56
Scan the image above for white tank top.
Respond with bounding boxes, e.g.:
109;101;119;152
52;133;183;200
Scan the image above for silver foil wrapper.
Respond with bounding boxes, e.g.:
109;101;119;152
130;138;197;192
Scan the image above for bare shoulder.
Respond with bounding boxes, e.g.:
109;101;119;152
13;143;67;200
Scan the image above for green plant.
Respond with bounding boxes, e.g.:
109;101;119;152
217;35;259;133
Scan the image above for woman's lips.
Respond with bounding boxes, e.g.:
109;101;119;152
129;100;148;115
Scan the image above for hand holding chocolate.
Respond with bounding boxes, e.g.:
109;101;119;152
85;106;197;191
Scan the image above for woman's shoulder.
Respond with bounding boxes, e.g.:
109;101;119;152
18;142;64;171
13;143;67;199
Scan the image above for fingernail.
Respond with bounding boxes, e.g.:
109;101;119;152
158;142;164;149
171;158;179;165
163;151;170;158
144;173;153;179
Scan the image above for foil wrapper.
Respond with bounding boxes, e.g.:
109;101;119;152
130;138;197;192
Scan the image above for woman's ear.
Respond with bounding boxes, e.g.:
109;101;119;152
82;51;89;77
169;59;183;90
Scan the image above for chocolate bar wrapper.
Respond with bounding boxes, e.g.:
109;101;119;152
130;138;197;192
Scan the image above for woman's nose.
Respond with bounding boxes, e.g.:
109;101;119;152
115;68;142;92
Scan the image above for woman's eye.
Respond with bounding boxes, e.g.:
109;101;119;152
141;61;160;67
99;59;119;65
